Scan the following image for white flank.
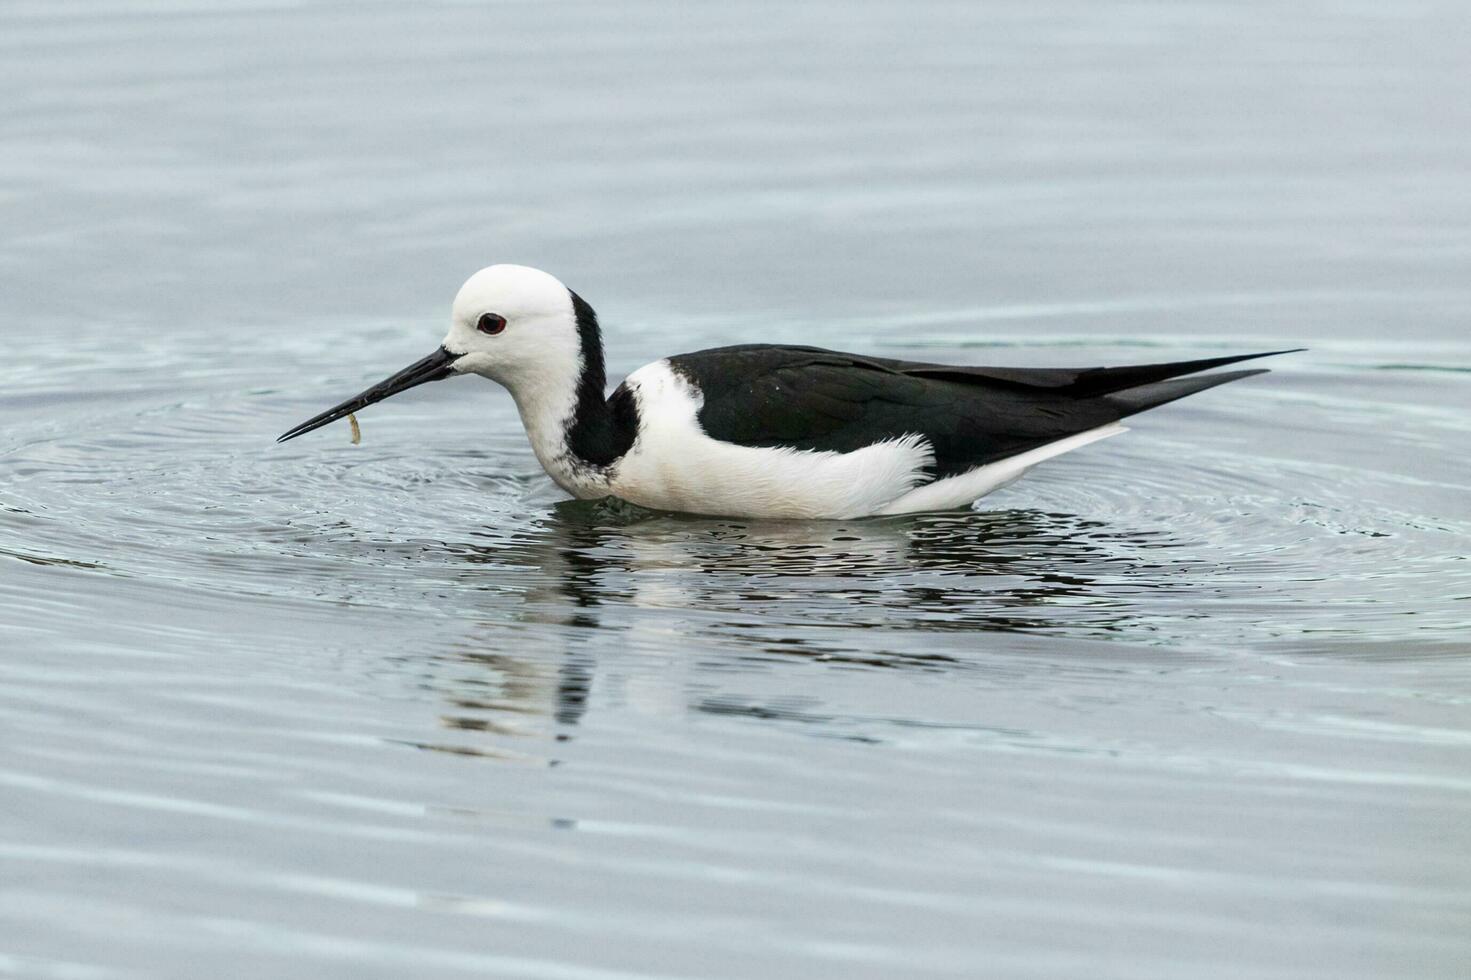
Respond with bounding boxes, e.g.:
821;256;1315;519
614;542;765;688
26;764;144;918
610;361;934;519
874;422;1128;515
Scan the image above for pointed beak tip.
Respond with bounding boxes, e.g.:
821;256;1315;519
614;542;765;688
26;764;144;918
275;346;460;448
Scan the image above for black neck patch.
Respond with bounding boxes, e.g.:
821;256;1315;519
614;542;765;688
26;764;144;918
563;289;638;467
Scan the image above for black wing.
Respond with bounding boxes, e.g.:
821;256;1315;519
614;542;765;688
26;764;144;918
666;345;1297;478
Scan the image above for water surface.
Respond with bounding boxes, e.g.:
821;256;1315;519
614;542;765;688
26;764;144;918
2;3;1470;978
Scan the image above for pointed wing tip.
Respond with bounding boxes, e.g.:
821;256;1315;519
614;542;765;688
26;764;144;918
1209;367;1271;382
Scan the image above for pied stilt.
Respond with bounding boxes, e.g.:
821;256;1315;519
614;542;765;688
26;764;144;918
278;264;1299;519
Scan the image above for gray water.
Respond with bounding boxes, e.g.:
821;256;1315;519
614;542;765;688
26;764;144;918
3;2;1470;978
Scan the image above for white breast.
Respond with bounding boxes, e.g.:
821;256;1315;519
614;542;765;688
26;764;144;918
609;361;934;519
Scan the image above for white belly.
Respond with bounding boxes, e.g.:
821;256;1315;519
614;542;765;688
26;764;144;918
605;361;1125;520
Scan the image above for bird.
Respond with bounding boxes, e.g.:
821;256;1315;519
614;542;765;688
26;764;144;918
277;264;1299;519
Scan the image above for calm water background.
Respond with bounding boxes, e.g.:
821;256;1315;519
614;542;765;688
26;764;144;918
3;2;1470;978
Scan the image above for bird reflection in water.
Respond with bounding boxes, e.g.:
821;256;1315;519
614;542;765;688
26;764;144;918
405;500;1187;757
533;497;1173;638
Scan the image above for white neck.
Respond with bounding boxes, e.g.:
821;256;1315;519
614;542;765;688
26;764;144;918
497;354;612;500
449;287;621;501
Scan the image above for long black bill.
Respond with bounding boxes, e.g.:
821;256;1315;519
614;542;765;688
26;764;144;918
277;346;462;443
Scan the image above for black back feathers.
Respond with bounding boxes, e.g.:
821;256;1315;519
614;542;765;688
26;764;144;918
667;346;1297;479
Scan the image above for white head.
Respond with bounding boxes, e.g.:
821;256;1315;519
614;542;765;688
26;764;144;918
278;264;603;445
442;264;585;392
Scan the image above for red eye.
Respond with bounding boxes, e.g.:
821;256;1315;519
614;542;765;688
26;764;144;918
477;313;507;335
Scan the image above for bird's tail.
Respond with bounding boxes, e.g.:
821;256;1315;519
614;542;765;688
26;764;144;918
1104;367;1270;418
1068;348;1303;398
